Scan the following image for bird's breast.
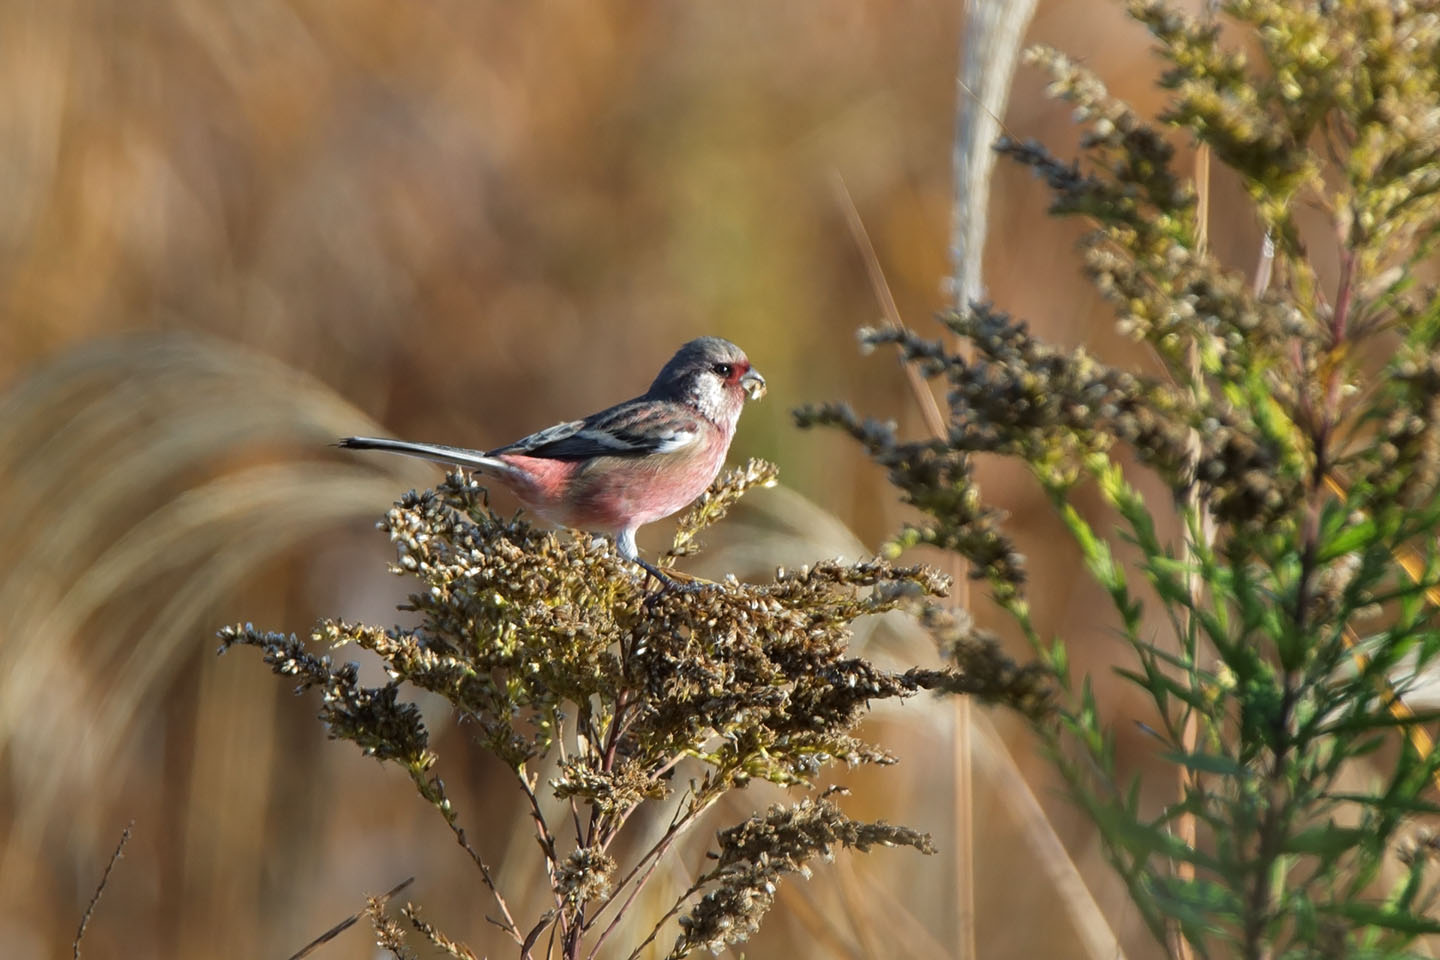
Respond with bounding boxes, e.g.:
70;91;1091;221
569;433;731;532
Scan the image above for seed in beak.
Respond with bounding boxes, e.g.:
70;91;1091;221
740;369;767;400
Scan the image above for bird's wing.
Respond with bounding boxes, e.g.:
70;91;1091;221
489;399;701;461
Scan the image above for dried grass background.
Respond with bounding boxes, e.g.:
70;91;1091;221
0;1;1253;957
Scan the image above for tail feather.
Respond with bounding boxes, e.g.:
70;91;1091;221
338;436;508;473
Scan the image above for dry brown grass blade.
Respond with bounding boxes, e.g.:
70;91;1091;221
772;880;863;960
951;0;1038;312
830;173;946;438
949;5;1039;955
0;334;428;898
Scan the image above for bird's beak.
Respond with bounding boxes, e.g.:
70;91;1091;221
740;368;767;400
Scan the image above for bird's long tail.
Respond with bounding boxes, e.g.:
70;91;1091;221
338;436;512;475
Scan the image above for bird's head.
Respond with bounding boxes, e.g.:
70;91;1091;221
649;337;766;425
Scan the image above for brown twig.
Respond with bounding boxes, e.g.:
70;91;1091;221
620;875;713;960
597;751;687;857
556;710;588;845
73;820;134;959
515;766;569;947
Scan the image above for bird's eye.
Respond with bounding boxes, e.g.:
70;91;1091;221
712;362;733;378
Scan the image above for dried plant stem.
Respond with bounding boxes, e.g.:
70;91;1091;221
516;768;573;954
1194;145;1211;256
585;794;721;959
1169;137;1213;960
522;914;557;958
622;875;712;960
422;782;525;950
589;692;632;846
1253;232;1275;299
73;820;133;959
286;876;414;960
556;712;588;845
595;751;688;858
831;173;946;437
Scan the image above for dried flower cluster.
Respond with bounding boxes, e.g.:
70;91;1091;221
672;788;933;957
222;460;1038;958
807;2;1440;958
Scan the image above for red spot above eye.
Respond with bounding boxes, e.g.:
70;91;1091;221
713;360;747;382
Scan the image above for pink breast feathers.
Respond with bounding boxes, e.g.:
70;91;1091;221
568;443;729;534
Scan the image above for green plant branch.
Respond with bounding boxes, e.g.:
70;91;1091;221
802;2;1440;955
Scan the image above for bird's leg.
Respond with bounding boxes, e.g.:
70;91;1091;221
614;529;707;595
634;557;707;594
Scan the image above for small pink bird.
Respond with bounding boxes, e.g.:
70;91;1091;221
339;337;766;586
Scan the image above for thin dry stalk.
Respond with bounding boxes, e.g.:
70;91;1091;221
73;820;134;959
1169;135;1214;960
832;174;973;959
285;877;416;960
585;794;721;960
830;173;946;438
440;809;526;947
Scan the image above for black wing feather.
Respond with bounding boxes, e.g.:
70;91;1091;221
488;398;699;461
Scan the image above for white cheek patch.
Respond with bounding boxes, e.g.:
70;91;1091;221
690;376;730;420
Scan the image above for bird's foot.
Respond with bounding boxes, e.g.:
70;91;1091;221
634;558;711;596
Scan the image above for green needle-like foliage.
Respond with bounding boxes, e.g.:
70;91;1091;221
803;1;1440;957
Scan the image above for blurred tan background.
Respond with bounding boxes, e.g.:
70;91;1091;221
0;1;1254;958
